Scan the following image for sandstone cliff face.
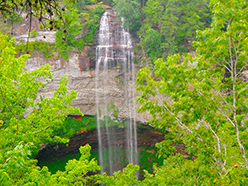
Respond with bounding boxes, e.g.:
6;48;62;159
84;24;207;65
24;51;150;123
18;8;149;123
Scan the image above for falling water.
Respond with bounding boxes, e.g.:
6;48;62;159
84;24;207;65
95;10;138;175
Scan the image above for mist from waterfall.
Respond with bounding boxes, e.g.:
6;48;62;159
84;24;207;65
95;9;138;175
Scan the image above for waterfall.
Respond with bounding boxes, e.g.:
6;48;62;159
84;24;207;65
95;9;138;175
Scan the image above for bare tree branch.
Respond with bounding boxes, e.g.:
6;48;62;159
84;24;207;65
155;95;202;141
212;88;233;113
228;19;248;169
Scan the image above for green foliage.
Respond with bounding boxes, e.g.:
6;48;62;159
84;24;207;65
15;40;56;58
53;115;98;138
140;154;248;185
74;0;95;9
101;0;113;6
50;144;101;185
137;0;211;70
38;149;99;174
55;4;85;60
13;2;104;61
107;101;119;122
81;115;98;130
140;28;163;60
138;146;164;174
101;164;140;185
55;2;104;60
15;144;101;185
83;4;105;44
0;33;83;185
113;0;142;31
136;0;248;184
10;1;104;61
3;0;248;184
30;29;38;38
53;117;84;138
0;0;79;36
55;112;131;141
39;146;163;177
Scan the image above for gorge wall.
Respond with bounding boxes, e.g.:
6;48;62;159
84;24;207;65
20;18;149;124
24;52;150;122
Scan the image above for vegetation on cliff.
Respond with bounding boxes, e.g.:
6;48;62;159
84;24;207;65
1;0;104;60
112;0;211;70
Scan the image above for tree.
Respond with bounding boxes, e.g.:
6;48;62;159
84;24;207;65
1;0;104;61
136;0;211;70
0;32;128;186
1;2;137;185
0;143;102;185
0;33;95;184
0;0;76;31
101;164;140;185
136;0;248;184
113;0;142;31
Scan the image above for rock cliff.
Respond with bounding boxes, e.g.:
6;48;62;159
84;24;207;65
24;52;150;123
18;8;149;123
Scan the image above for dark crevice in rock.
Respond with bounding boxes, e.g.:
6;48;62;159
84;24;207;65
36;124;165;162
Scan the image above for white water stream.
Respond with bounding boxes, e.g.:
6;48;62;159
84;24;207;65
95;10;138;175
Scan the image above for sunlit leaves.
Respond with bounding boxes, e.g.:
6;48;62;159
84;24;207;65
136;0;248;184
50;144;101;185
102;164;140;185
0;33;83;184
